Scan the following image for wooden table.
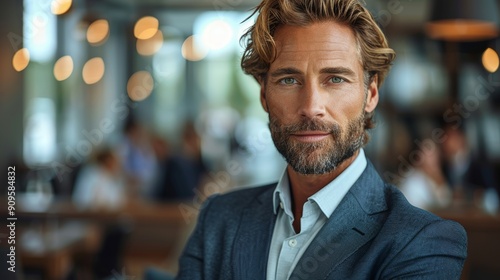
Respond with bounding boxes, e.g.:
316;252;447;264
1;196;199;279
14;198;195;225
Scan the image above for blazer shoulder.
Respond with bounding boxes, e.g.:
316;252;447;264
351;162;459;230
379;186;467;278
374;184;467;269
384;183;437;222
383;183;467;241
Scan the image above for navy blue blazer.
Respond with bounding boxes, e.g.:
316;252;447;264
176;162;467;279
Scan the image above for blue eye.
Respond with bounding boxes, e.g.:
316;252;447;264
280;78;297;85
331;77;344;83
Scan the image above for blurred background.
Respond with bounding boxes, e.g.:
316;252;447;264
0;0;500;279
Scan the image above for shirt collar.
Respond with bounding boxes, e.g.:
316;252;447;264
273;170;294;217
273;148;367;218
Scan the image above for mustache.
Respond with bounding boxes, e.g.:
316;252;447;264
272;118;341;135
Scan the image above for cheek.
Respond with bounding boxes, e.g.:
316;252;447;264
265;91;295;118
267;103;290;124
326;93;364;122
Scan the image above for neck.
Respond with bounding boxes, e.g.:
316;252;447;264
288;150;359;232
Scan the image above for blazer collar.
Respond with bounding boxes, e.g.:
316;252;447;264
290;162;388;279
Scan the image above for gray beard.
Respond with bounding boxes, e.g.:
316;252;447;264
269;114;365;175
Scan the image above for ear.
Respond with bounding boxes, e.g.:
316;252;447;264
259;77;269;113
365;74;379;114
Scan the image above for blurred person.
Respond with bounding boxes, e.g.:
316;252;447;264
154;122;207;201
72;147;126;210
72;148;132;279
441;126;498;206
119;117;158;199
399;142;452;210
175;0;467;279
151;134;171;173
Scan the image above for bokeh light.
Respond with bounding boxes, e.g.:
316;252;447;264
51;0;72;15
127;71;154;101
201;19;233;50
181;35;208;61
86;19;109;46
54;56;74;81
12;48;30;72
136;30;164;56
82;57;105;84
482;47;499;73
134;16;159;40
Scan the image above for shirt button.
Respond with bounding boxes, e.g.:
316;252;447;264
288;239;297;248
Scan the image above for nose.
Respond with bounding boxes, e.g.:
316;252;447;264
298;83;326;119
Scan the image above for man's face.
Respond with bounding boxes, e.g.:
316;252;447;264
260;21;379;175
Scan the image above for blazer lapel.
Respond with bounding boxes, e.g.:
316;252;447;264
290;162;388;279
232;185;277;280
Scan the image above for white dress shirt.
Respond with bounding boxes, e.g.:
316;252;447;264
266;149;367;280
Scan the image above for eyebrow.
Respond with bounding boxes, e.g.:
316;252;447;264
269;67;302;77
269;66;357;78
319;67;356;77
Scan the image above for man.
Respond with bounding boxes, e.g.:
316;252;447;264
176;0;467;279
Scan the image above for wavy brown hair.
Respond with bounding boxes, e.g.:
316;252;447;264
240;0;396;143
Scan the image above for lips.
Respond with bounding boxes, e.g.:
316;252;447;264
290;131;330;143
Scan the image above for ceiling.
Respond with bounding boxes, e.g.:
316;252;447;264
84;0;500;41
87;0;428;31
97;0;262;11
90;0;432;32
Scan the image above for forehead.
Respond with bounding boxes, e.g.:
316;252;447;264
271;21;361;69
